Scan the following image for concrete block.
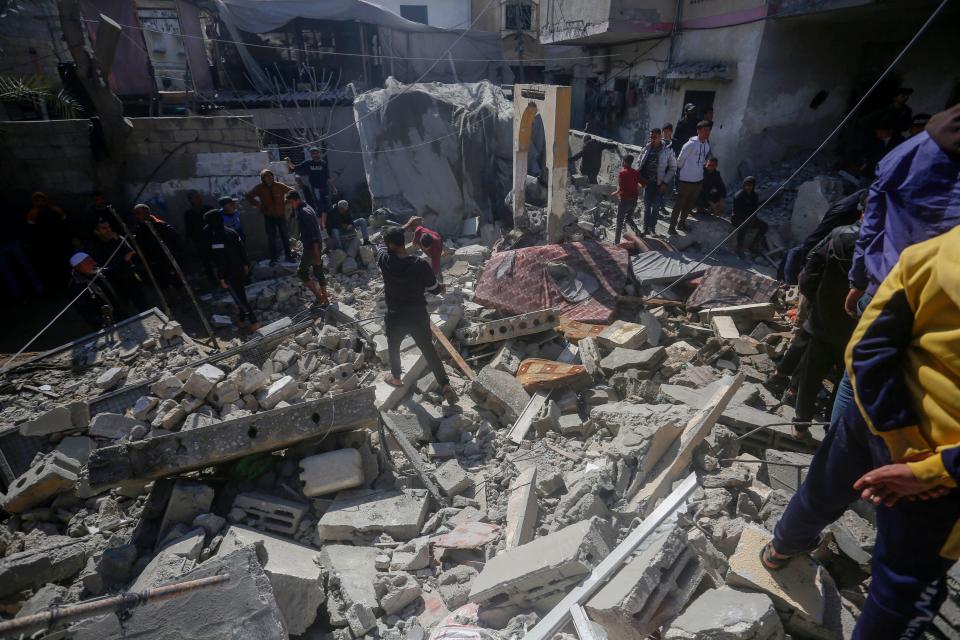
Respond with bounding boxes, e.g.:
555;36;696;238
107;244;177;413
70;546;286;640
89;412;146;439
428;442;458;458
376;572;422;615
96;366;126;390
55;436;95;465
763;450;812;494
389;537;430;571
597;320;649;350
192;512;226;536
158;480;214;540
2;452;80;513
160;527;206;560
439;565;478;609
600;346;666;374
587;520;704;639
299;448;365;497
453;244;491;265
470;517;611;611
158;321;184;340
711;315;741;340
470;366;531;423
19;401;89;436
316;489;429;542
218;525;326;635
434;459;473;497
210;379;240;406
699;303;775;325
456;308;560;346
320;544;380;610
0;536;90;598
230;362;270;394
150;375;183;400
232;491;307;535
504;466;537;548
490;341;525;375
664;586;784;639
256;375;299;410
182;364;226;398
346;603;377;637
726;524;835;636
383;410;432;443
132;395;159;420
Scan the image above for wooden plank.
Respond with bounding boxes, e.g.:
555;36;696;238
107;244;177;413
629;373;744;516
380;412;449;508
430;321;476;381
504;466;537;548
507;344;578;444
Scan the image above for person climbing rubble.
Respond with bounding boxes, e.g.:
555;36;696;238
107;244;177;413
202;209;259;332
245;168;294;266
378;226;457;404
286;190;331;310
762;223;960;640
569;134;619;184
612;154;642;243
402;215;443;276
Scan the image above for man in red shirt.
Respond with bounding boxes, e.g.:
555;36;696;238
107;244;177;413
612;154;643;243
402;216;443;276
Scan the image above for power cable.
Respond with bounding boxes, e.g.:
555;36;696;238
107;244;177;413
644;0;952;302
0;235;129;373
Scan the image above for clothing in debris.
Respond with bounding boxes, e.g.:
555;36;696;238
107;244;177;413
413;225;443;275
849;120;960;296
570;137;618;183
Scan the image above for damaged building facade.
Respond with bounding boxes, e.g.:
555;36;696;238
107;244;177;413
539;0;960;178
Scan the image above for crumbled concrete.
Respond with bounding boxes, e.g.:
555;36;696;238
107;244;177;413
88;412;147;439
19;401;89;436
299;448;365;497
2;451;80;513
597;320;649;350
182;363;226;398
95;366;126;390
317;489;430;542
158;479;215;539
434;459;474;497
763;450;812;494
376;571;422;615
470;366;531;423
600;346;666;374
320;544;380;611
231;491;307;535
664;587;785;639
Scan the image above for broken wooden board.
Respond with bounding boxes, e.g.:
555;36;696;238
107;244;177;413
515;358;591;392
629;373;745;516
430;321;476;381
558;316;608;343
380;412;449;508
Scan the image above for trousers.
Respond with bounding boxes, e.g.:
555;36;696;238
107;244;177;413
642;185;663;233
793;335;845;425
385;309;449;386
225;276;257;324
614;197;640;244
263;216;292;261
671;180;702;229
773;403;960;639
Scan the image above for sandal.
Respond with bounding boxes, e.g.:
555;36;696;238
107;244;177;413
760;535;824;571
383;373;403;387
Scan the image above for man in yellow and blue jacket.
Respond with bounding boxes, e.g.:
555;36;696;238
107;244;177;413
765;223;960;639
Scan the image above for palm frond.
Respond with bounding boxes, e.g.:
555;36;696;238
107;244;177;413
0;75;82;118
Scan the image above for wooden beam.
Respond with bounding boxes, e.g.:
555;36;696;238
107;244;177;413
629;373;744;516
380;412;449;508
430;321;476;381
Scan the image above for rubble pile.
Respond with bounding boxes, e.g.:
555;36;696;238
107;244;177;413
0;194;903;640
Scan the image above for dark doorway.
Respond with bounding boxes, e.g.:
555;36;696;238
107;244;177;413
681;90;715;121
399;5;428;24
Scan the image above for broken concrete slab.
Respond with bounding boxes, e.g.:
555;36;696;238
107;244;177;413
699;303;775;325
490;341;525;375
232;491;308;536
439;565;479;610
218;525;326;635
457;308;560;346
88;388;377;487
55;435;95;466
432;521;501;550
599;346;666;375
70;546;286;640
434;459;474;497
320;544;380;611
664;586;785;639
317;489;430;542
764;450;812;494
384;410;432;443
470;517;611;612
711;315;742;340
597;320;649;350
18;401;89;436
376;571;423;615
0;535;91;598
2;451;80;513
95;366;126;390
182;363;226;398
470;366;531;423
158;479;214;540
504;466;538;548
299;448;365;497
88;412;148;439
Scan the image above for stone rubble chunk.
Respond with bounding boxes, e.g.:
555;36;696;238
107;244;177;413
597;319;649;350
711;315;741;340
320;544;380;611
132;395;160;421
346;602;378;637
182;364;226;398
19;401;90;436
438;565;478;610
230;362;270;394
376;572;422;615
763;450;812;494
317;489;430;542
159;321;184;340
150;376;183;400
96;366;126;390
256;375;299;410
469;366;531;423
210;379;240;406
0;536;90;598
158;479;215;540
232;491;307;535
664;586;785;639
389;537;431;571
2;452;80;513
299;448;365;497
433;459;474;497
599;346;666;374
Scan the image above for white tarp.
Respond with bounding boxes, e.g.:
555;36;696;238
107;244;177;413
354;80;514;236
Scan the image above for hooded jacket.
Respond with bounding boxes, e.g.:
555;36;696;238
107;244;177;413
202;210;248;281
377;244;440;314
849;106;960;295
637;141;677;185
245;170;293;218
676;136;711;183
848;224;960;486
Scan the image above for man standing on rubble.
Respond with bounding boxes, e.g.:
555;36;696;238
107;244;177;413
569;134;619;184
378;226;457;405
202;209;259;332
286;191;331;309
636;128;676;236
87;218;147;312
245;169;293;266
671;121;712;234
287;147;335;211
612;155;643;244
672;104;699;156
762;223;960;640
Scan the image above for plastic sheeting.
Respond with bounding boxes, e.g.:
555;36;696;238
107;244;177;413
354;80;513;235
214;0;507;91
629;251;708;289
474;241;629;324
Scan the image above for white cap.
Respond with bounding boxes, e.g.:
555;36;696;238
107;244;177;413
69;252;91;268
337;199;349;208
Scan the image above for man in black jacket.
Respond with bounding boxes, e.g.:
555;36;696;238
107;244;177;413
672;104;699;156
202;209;258;331
87;218;147;311
131;204;184;292
731;176;766;258
378;226;456;404
570;135;619;184
696;157;726;216
182;190;215;284
286;191;330;308
791;223;860;436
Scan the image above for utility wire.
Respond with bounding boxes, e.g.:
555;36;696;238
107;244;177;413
645;0;952;302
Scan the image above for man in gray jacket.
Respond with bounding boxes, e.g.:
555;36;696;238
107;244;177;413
637;128;677;235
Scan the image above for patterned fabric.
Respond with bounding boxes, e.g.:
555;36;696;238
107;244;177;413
474;240;629;323
685;266;778;309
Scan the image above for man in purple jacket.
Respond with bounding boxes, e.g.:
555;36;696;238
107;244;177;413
830;105;960;424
